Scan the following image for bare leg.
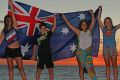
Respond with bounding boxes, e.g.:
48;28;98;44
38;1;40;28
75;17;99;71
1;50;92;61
86;61;96;80
36;68;42;80
104;56;111;80
83;55;96;80
48;68;54;80
111;56;118;80
7;58;14;80
76;57;84;80
15;57;26;80
31;45;38;61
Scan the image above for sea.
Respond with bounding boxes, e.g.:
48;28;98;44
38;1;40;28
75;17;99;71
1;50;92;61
0;65;120;80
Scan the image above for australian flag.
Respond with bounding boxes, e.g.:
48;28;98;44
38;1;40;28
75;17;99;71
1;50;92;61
52;9;100;60
0;1;100;61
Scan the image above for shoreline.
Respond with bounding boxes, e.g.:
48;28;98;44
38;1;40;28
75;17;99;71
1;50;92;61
0;54;120;66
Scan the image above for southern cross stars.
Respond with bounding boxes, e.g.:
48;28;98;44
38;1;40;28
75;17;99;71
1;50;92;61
21;43;31;57
61;27;69;35
78;13;86;20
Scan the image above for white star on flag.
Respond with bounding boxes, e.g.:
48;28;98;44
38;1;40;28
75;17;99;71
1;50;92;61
61;27;69;35
70;43;77;52
21;43;31;57
78;13;86;20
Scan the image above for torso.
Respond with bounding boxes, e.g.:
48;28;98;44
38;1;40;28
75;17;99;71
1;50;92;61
7;41;20;48
4;28;20;48
37;31;52;53
102;27;116;48
78;30;92;49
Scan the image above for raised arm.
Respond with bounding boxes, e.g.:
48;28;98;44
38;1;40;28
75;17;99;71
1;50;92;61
61;14;80;36
115;24;120;30
0;33;4;45
51;16;56;32
98;6;104;30
89;10;95;32
9;0;17;29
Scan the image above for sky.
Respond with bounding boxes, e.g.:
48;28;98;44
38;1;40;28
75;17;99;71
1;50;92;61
0;0;120;38
0;0;120;23
0;0;120;65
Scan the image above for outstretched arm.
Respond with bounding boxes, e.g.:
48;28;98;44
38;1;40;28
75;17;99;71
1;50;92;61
9;0;17;29
0;33;4;45
98;6;104;30
61;14;80;36
89;10;95;32
51;16;56;32
115;24;120;30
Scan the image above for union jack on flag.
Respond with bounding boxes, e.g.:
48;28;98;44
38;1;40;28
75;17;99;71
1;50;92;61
8;1;54;36
6;1;55;59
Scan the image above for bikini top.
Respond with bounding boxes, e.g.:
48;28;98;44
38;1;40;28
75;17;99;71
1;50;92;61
4;28;19;45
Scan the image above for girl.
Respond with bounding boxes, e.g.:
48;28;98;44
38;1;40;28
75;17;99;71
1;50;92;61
61;10;97;80
0;0;26;80
98;6;120;80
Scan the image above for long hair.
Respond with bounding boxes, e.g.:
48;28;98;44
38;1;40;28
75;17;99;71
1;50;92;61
3;15;13;32
104;17;114;29
78;20;89;31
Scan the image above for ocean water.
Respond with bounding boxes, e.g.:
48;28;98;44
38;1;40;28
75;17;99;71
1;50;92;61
0;65;120;80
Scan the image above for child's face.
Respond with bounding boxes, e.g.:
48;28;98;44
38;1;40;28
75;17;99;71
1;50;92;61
81;22;87;31
5;17;12;27
104;19;112;28
40;26;47;33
